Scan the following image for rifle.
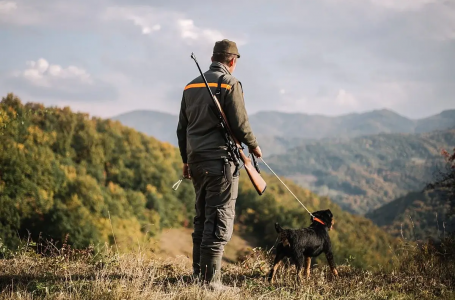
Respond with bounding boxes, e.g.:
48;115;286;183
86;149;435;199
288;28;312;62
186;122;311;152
190;53;267;196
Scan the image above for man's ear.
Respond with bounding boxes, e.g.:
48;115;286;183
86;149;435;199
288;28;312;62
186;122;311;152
211;56;214;62
229;57;236;67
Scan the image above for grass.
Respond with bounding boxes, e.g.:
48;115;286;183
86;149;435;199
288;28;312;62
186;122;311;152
0;236;454;300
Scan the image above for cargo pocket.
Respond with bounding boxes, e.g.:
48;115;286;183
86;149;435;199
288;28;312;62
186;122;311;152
214;206;235;242
202;160;230;195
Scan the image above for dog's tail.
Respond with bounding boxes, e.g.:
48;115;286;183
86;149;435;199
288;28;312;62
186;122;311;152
275;222;283;233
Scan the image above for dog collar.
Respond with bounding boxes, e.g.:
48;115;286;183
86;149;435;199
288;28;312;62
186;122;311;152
313;217;325;225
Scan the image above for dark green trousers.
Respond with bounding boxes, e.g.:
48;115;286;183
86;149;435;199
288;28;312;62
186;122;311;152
189;158;239;283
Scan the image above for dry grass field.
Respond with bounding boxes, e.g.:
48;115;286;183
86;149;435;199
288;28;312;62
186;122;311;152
0;235;454;300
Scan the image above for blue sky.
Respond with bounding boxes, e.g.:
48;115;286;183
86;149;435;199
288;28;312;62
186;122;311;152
0;0;454;119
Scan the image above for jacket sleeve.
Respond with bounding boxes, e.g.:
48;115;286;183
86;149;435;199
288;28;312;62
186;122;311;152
223;82;258;149
176;94;188;163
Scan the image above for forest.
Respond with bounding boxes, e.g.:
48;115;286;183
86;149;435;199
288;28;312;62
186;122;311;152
265;130;455;214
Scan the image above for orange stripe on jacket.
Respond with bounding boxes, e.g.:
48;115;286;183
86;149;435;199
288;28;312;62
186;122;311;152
184;83;232;90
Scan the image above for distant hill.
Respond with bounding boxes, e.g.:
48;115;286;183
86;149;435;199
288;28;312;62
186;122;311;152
263;129;455;215
249;109;415;139
111;109;455;151
112;110;178;146
415;110;455;133
365;190;455;240
250;109;455;139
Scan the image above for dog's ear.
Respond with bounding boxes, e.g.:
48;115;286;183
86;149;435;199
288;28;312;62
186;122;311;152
325;209;333;218
322;210;333;221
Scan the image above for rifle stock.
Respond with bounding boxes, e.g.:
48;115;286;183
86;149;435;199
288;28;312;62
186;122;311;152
239;149;267;195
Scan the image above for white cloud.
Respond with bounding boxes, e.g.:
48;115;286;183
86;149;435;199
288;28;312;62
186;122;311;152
103;6;225;43
103;7;162;35
178;19;198;39
178;19;224;42
336;89;357;107
128;16;161;35
0;1;16;13
5;58;116;102
0;1;97;28
369;0;436;11
280;89;286;94
18;58;92;87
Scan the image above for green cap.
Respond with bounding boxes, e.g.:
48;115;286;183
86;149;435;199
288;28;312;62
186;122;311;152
213;39;240;58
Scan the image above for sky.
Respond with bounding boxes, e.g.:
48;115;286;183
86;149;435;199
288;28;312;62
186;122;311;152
0;0;454;119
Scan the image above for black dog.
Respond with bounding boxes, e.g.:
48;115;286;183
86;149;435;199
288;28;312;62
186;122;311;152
267;209;338;283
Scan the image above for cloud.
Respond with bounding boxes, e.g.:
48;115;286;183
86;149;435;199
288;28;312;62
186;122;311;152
368;0;436;11
0;1;16;13
0;0;99;28
102;6;163;35
129;17;161;35
101;5;231;44
5;58;116;102
16;58;93;88
178;19;224;42
336;89;357;107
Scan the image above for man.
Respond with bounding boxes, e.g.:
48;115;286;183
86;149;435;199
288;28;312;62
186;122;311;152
176;39;262;287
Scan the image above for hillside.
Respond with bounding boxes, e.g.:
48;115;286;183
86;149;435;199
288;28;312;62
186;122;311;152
366;149;455;240
111;108;455;147
0;93;399;270
264;130;455;214
366;190;455;240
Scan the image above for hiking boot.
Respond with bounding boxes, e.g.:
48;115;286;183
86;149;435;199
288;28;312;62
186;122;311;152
206;281;240;293
182;273;200;285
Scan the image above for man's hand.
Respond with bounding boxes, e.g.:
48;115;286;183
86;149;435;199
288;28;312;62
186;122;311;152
183;163;191;179
249;146;263;158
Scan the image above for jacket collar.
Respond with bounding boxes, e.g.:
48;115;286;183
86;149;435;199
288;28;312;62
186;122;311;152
209;61;231;75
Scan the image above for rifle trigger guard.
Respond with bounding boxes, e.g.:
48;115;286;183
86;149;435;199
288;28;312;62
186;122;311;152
250;153;261;174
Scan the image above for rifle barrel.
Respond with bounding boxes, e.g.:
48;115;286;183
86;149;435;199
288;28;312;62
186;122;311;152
191;53;217;104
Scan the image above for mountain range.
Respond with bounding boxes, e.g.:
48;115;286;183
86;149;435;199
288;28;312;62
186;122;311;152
112;109;455;151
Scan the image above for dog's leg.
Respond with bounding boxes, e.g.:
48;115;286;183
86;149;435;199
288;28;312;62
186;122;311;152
295;261;304;284
304;256;311;279
325;251;338;277
269;260;283;284
268;246;285;284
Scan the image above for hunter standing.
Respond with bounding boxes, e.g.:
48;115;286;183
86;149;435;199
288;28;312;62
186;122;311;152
176;39;262;287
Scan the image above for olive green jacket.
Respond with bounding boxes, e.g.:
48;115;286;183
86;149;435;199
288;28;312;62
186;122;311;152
177;62;258;164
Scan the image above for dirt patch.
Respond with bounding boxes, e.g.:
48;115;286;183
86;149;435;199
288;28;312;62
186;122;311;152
151;227;256;267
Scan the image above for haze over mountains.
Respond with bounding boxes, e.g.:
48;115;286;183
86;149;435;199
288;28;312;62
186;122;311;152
112;108;455;148
112;110;179;147
113;107;455;227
